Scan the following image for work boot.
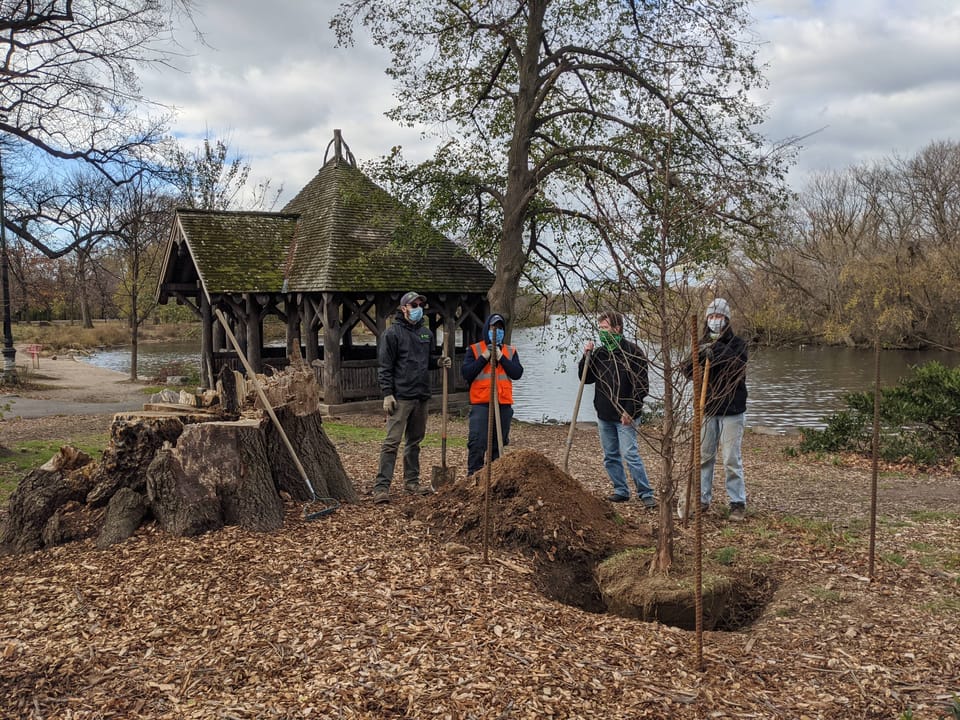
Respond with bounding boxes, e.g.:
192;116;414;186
404;482;433;496
373;489;390;505
639;495;658;509
729;503;746;522
607;493;630;503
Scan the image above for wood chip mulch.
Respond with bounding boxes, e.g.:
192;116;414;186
0;412;958;719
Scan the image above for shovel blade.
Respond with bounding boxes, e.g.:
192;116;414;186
431;464;456;488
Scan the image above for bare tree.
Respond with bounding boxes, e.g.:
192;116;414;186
1;0;195;258
104;177;173;380
163;135;282;211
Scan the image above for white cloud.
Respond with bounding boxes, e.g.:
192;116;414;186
141;0;960;202
752;0;960;184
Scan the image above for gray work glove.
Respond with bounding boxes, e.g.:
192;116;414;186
439;355;453;369
383;394;397;415
494;346;503;362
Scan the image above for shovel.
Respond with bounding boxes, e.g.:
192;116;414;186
431;334;456;488
563;348;591;473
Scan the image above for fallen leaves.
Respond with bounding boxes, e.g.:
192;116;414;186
0;414;957;718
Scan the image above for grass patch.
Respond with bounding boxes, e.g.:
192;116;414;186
809;586;845;603
881;552;908;567
920;597;960;615
323;422;468;449
712;546;738;565
0;434;109;503
909;510;960;522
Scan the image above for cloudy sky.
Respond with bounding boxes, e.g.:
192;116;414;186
140;0;960;205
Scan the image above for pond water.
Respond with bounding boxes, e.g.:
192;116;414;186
86;336;960;431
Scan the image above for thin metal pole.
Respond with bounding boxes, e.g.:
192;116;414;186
0;150;17;383
868;335;880;579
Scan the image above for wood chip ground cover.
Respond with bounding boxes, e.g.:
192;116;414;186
1;412;958;719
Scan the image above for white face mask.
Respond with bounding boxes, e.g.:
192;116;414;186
707;317;725;334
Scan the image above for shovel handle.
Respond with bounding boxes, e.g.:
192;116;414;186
441;332;449;464
214;309;317;500
563;349;591;473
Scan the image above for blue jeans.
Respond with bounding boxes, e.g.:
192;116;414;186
700;413;746;505
597;417;653;499
467;403;513;476
374;397;429;491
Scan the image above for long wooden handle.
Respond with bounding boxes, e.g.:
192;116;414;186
214;309;316;499
491;348;505;454
441;333;449;466
563;349;591;473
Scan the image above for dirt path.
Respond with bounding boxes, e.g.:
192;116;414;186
1;349;150;421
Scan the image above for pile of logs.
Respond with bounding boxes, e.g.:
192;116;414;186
0;365;357;555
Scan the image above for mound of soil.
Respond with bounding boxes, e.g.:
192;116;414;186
414;448;649;562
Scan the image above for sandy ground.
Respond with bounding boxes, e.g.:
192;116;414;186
1;348;150;419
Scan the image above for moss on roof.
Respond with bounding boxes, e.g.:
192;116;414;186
175;209;299;294
281;159;494;293
169;151;494;297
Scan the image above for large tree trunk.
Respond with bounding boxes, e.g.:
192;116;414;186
147;419;284;536
487;0;546;332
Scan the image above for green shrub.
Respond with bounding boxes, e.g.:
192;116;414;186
799;362;960;466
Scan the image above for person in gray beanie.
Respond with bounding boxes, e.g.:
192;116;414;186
680;297;749;521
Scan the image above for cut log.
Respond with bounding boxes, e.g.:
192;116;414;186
96;488;149;549
0;446;96;554
147;419;284;536
267;405;358;503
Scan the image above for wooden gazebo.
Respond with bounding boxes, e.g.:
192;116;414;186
155;130;495;413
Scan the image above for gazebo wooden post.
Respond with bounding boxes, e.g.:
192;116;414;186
285;294;301;360
321;292;343;404
302;297;318;364
200;292;215;389
212;300;225;352
245;293;263;373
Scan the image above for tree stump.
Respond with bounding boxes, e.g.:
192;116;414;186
267;405;358;503
147;419;284;536
86;415;185;506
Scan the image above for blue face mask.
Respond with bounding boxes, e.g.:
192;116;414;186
488;327;504;345
408;307;423;323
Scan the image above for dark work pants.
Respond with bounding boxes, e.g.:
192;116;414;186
467;403;514;476
374;397;429;491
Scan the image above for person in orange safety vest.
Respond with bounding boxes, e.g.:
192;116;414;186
461;313;524;476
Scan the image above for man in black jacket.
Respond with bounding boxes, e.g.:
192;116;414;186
578;310;656;507
373;291;451;504
682;298;749;521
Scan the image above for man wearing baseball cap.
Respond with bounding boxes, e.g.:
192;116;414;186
373;291;452;504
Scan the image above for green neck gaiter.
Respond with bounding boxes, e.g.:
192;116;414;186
599;330;622;351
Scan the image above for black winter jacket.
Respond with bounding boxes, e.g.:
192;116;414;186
683;326;748;416
578;339;649;422
377;311;437;401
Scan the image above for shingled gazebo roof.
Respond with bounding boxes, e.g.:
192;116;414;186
160;131;494;300
169;210;300;296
